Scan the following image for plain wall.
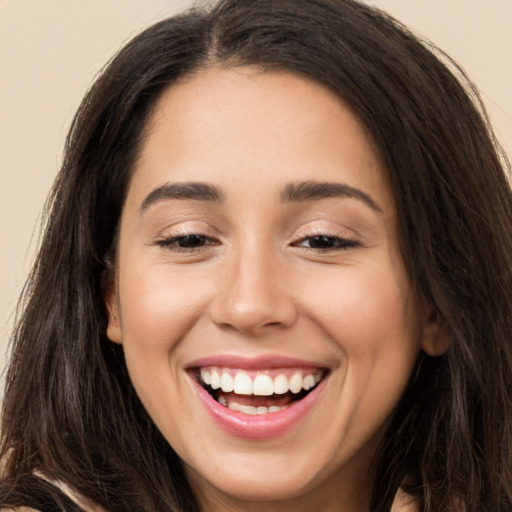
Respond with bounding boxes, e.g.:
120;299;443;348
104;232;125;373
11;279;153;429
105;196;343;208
1;0;511;388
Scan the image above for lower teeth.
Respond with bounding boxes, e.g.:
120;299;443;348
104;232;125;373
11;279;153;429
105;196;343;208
217;395;289;415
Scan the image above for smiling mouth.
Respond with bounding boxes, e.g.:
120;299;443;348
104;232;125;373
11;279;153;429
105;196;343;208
194;367;325;415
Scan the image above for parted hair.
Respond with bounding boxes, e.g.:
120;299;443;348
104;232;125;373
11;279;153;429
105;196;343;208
2;1;512;511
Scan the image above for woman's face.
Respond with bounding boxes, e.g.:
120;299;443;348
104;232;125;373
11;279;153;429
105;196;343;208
106;68;439;510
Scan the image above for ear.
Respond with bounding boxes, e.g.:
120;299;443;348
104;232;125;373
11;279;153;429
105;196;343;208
420;308;451;356
102;268;123;345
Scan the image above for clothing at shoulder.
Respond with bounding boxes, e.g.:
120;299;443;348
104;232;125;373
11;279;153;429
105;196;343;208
391;488;420;512
1;508;45;512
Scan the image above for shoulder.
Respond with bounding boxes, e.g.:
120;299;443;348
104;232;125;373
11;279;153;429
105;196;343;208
1;508;41;512
391;488;468;512
391;487;420;512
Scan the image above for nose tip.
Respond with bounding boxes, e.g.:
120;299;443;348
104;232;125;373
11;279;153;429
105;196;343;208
208;259;298;334
212;297;295;333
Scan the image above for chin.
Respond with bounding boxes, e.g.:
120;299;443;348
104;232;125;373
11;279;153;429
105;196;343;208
187;463;319;504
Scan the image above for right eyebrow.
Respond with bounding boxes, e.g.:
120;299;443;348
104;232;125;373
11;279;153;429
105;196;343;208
139;182;224;213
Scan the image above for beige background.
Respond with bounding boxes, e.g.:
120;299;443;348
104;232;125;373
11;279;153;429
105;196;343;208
1;0;511;387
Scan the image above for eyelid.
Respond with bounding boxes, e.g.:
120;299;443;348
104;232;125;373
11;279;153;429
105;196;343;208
151;217;220;241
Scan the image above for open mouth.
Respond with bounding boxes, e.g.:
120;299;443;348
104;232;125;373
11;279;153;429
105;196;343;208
193;367;326;416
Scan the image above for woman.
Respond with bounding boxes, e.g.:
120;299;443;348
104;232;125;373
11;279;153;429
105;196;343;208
1;0;511;510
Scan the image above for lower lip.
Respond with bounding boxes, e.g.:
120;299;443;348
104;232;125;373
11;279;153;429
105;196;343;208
191;374;328;440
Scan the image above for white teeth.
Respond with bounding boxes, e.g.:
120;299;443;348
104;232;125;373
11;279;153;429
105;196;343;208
273;374;289;394
302;374;315;391
200;368;211;386
253;374;274;396
233;372;253;395
220;372;234;393
241;405;258;415
210;369;221;390
226;401;288;414
199;368;324;396
289;372;303;394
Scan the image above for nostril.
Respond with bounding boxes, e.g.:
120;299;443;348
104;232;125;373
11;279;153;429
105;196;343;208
209;298;298;333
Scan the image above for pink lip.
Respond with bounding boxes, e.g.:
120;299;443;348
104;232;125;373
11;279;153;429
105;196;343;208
187;355;328;440
187;354;326;370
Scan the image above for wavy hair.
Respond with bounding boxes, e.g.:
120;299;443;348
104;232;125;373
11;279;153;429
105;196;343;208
2;1;512;510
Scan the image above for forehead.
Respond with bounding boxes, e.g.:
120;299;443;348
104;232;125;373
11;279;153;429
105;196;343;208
128;66;393;213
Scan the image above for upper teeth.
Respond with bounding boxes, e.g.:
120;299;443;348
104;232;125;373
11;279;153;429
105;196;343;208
199;367;323;396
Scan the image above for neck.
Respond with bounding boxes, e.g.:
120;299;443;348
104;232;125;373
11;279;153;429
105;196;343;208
195;488;370;512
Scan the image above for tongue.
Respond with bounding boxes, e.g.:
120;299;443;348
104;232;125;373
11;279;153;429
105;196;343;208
218;391;297;408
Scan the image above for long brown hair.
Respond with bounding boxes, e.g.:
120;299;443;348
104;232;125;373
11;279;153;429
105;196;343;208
2;1;512;510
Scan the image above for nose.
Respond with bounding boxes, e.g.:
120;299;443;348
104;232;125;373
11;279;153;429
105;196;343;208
208;246;298;334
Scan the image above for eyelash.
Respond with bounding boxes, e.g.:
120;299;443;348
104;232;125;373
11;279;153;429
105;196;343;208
155;234;220;253
155;233;359;253
292;234;360;252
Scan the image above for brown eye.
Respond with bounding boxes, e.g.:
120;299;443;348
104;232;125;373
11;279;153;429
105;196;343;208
174;234;209;248
306;235;338;249
294;235;359;251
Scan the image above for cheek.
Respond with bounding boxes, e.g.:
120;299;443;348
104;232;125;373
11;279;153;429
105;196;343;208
118;260;211;352
305;262;419;345
115;259;215;438
115;257;214;418
303;264;421;417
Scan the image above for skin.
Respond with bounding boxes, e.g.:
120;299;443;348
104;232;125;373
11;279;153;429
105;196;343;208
105;67;445;512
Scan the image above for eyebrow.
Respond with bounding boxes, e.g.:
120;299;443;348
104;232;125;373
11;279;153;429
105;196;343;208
140;182;223;212
281;181;382;212
140;180;382;213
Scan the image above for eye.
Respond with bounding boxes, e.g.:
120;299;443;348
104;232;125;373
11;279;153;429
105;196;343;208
293;234;359;251
156;234;219;251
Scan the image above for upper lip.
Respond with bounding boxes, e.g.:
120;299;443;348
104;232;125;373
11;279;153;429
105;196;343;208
186;354;328;371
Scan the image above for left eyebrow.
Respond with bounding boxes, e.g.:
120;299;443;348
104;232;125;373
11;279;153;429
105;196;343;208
281;181;383;213
140;182;224;212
